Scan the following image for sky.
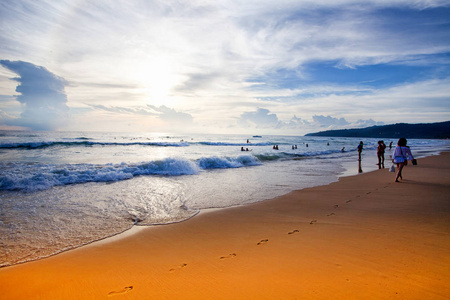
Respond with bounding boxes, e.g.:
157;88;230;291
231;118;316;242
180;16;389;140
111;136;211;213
0;0;449;135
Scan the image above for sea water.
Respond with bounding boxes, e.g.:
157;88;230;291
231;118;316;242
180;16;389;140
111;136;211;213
1;130;449;267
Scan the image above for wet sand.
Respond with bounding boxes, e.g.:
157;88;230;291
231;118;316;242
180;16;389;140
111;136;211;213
0;153;449;299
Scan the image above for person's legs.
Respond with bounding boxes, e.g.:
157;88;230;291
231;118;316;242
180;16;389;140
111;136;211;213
395;163;404;182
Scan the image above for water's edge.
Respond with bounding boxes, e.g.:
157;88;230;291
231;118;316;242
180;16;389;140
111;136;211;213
1;150;445;269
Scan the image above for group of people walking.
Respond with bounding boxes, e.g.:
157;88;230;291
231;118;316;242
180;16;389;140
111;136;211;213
358;138;415;182
244;137;415;183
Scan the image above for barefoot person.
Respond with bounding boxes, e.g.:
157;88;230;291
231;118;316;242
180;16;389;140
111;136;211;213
357;141;363;161
392;138;414;182
377;140;386;167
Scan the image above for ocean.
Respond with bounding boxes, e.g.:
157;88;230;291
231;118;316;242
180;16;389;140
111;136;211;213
1;130;449;267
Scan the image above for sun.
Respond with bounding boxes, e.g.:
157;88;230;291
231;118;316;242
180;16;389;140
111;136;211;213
136;57;179;106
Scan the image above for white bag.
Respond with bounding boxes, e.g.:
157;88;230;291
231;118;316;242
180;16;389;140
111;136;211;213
389;164;395;172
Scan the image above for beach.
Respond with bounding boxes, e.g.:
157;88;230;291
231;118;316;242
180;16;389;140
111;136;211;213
0;152;449;299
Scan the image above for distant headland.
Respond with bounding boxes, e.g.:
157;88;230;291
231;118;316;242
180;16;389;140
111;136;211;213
305;121;450;139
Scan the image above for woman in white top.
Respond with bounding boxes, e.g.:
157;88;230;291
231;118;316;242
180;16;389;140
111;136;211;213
392;137;414;182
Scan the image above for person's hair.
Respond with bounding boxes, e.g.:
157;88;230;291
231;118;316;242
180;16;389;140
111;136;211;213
397;137;407;147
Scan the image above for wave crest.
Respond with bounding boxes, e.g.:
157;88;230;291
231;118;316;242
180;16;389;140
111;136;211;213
0;141;189;149
0;155;262;192
198;155;261;169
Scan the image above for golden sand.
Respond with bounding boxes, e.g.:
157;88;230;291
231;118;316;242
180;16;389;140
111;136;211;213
0;153;449;299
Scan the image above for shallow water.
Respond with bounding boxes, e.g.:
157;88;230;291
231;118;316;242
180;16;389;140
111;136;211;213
1;131;449;267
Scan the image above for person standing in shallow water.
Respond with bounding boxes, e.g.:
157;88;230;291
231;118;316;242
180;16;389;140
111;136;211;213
357;141;364;173
357;141;363;161
392;138;414;182
377;140;386;168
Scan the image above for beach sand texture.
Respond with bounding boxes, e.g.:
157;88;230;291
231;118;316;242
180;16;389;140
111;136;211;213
0;153;449;299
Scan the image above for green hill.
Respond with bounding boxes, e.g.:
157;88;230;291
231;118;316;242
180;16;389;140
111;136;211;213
305;121;450;139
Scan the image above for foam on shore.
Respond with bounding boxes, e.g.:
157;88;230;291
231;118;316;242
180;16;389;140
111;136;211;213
0;153;449;299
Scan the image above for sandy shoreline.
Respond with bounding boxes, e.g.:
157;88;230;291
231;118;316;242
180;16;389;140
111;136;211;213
0;153;449;299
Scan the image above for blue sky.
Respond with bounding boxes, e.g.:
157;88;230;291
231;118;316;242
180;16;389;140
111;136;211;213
0;0;449;134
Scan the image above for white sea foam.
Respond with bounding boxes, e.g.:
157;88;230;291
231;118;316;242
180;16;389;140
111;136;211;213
1;131;449;267
0;140;189;149
0;156;267;192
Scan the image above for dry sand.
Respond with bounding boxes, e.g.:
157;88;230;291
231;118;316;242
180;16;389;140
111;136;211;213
0;153;449;299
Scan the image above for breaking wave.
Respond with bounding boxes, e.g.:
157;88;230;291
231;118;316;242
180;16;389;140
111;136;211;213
0;155;261;192
0;140;189;149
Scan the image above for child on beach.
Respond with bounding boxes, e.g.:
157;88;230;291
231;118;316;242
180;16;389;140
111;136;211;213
392;138;414;182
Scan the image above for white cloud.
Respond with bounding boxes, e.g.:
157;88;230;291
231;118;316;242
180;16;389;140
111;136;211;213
238;108;279;127
147;105;193;123
0;1;449;133
83;103;194;132
312;115;350;127
235;107;383;134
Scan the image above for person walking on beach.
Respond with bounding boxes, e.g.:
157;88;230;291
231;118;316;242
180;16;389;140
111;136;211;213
392;138;414;182
377;140;386;167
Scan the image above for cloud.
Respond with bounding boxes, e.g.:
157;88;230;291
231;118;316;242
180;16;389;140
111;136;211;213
312;115;350;127
308;115;385;130
286;115;310;126
0;60;70;130
88;103;193;124
147;105;193;123
236;108;384;134
353;118;385;128
87;104;158;116
309;115;383;130
0;2;449;133
238;108;279;127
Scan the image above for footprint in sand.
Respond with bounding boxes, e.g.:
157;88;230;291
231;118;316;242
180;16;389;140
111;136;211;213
288;229;299;235
327;213;335;217
310;220;317;224
346;200;352;203
366;192;372;195
220;253;237;259
108;286;133;296
169;263;187;272
333;205;339;209
257;239;269;245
